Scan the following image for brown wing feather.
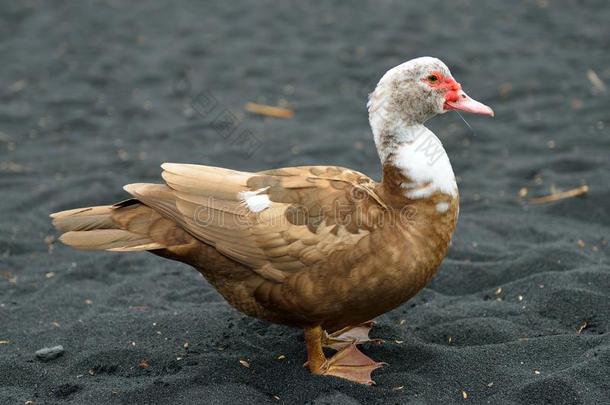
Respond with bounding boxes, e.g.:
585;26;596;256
121;163;386;281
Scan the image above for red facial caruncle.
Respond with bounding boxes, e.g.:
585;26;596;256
423;70;494;117
422;70;461;107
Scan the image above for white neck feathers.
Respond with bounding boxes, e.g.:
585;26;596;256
393;126;457;198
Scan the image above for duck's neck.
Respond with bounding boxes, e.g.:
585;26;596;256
371;118;458;201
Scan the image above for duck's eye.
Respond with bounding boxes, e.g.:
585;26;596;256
427;74;439;82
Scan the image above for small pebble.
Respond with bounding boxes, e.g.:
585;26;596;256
35;345;64;362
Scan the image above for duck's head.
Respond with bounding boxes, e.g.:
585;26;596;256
368;56;494;130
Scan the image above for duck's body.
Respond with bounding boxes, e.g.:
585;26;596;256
155;161;457;332
51;57;492;384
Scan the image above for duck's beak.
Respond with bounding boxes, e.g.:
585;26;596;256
444;90;494;117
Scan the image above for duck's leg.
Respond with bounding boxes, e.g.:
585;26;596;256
323;320;384;350
304;326;327;374
304;326;385;385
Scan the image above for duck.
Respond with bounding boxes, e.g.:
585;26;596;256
51;56;493;385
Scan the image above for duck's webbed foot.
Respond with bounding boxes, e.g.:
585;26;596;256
321;343;386;385
323;320;384;350
304;325;385;385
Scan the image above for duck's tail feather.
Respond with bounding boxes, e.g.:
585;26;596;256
50;185;193;252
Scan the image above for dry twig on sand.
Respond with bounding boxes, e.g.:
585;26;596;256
587;69;607;93
576;321;588;335
529;185;589;204
245;102;294;119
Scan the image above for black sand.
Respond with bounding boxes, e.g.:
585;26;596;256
1;1;609;403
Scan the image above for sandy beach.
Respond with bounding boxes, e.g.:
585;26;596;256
1;1;609;403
